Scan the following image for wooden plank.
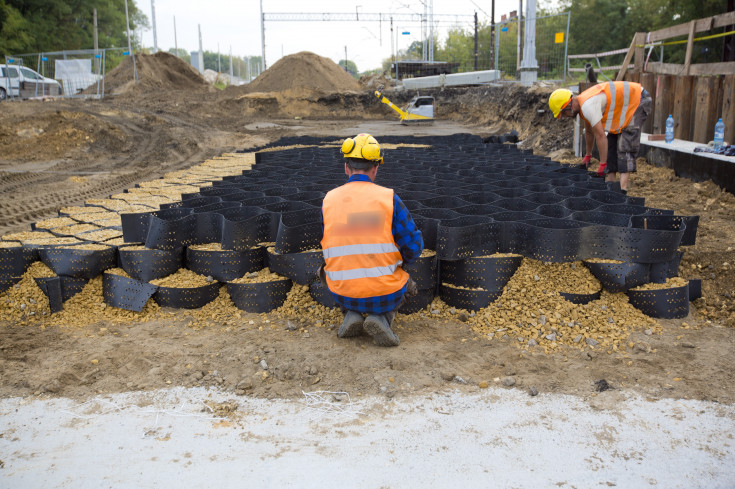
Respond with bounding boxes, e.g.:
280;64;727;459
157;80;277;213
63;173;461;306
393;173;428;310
683;21;696;75
673;75;695;141
722;75;735;145
634;32;646;72
647;61;735;76
649;12;729;42
692;77;719;143
653;75;675;135
640;72;657;134
617;34;638;81
626;71;641;83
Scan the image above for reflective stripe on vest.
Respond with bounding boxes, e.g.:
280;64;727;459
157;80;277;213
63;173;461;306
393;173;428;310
579;81;641;134
321;181;409;299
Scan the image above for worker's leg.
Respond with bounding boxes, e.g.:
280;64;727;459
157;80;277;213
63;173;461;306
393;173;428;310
605;132;619;182
619;171;630;192
617;90;652;193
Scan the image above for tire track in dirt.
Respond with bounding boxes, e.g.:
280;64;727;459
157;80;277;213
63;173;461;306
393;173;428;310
0;105;237;236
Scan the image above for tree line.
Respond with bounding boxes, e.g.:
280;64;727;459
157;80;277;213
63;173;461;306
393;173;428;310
379;0;728;76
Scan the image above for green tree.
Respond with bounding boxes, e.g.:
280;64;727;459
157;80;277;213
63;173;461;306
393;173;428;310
0;0;148;56
168;47;190;64
339;59;358;77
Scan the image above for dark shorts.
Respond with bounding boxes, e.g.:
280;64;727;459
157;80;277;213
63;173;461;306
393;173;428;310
606;89;652;174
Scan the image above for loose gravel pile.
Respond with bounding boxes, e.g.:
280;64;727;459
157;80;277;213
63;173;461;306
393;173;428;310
405;258;659;354
631;277;689;291
229;268;287;284
150;269;215;288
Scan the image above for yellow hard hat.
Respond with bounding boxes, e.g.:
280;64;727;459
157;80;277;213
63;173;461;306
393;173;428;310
549;88;573;118
341;133;383;164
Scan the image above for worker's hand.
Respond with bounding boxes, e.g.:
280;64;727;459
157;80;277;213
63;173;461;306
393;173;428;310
596;162;607;177
406;278;419;297
582;154;592;167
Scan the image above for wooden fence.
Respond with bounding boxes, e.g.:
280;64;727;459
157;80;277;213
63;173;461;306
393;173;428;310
575;11;735;144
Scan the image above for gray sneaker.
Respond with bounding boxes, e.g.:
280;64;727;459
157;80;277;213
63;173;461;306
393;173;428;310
363;314;400;347
338;311;364;338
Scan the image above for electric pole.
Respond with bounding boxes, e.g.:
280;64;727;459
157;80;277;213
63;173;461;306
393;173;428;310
151;0;158;53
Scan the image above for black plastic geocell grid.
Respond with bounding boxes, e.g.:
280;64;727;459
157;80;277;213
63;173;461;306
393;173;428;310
37;134;699;316
584;261;650;293
102;272;158;312
118;247;184;282
267;248;324;285
227;279;292;313
0;246;39;276
186;246;267;282
627;282;690;319
152;283;221;309
35;276;89;313
39;246;117;279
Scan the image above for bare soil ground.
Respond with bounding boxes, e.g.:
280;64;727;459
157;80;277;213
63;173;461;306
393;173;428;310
0;53;733;406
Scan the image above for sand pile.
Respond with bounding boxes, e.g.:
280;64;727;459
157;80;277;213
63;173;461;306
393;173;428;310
103;52;208;94
246;51;360;94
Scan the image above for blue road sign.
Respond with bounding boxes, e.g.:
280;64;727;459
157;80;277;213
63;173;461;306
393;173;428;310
402;31;410;35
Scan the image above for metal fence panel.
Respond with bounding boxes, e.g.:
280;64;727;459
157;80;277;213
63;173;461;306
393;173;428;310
2;48;130;101
495;12;569;81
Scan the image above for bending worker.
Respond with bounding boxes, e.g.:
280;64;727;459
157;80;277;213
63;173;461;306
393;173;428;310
549;81;652;194
321;134;423;347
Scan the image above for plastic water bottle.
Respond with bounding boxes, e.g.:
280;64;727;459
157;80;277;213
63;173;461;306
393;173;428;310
665;115;674;144
714;118;725;149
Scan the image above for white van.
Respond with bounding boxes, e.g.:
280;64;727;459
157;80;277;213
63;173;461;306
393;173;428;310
0;65;62;100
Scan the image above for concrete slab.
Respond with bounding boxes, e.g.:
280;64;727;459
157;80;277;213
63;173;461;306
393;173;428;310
1;387;733;488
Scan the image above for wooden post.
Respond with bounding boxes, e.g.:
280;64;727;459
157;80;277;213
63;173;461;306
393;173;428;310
722;75;735;144
683;21;697;75
653;75;675;135
640;72;657;134
634;32;646;72
693;77;720;143
617;34;639;81
673;75;695;141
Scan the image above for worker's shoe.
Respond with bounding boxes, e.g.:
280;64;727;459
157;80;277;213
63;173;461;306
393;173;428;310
338;311;364;338
363;313;400;347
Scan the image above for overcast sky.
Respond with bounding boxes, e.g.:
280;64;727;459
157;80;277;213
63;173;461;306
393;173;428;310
138;0;533;72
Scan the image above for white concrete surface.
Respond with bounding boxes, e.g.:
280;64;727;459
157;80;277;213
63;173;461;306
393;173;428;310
1;387;734;488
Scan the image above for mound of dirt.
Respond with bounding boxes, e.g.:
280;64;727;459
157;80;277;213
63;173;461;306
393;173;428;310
246;51;360;94
103;52;208;95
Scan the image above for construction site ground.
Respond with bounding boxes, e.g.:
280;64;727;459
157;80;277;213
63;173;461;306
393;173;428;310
0;53;733;485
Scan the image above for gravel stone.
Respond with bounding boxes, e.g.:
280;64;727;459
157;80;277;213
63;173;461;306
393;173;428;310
259;360;268;370
502;377;516;387
529;387;539;396
586;338;599;346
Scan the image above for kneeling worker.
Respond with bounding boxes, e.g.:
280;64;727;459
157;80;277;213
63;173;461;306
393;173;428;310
321;134;423;347
549;81;652;194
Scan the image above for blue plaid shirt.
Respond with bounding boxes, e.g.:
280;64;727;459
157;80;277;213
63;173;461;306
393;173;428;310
322;174;424;314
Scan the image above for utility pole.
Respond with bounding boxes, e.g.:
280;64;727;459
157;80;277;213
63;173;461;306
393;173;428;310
491;0;495;69
151;0;158;53
519;0;539;84
93;8;99;73
123;0;138;82
474;11;478;71
174;16;178;56
260;0;266;70
390;17;394;78
197;24;204;73
218;43;221;72
517;0;523;76
344;46;348;67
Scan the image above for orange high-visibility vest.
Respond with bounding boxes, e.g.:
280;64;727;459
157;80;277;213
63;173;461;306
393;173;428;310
578;81;642;134
321;181;409;299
